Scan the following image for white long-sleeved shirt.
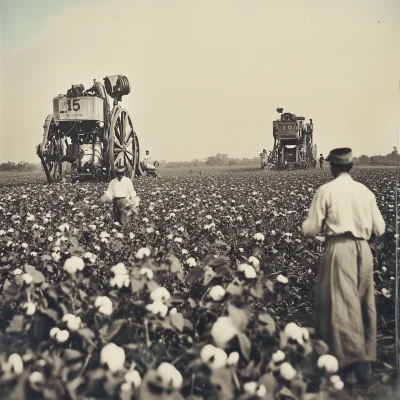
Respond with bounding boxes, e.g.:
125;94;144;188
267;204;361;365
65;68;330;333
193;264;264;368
104;176;136;200
302;173;386;239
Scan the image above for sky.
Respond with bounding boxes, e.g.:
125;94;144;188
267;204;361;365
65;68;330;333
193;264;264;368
1;0;399;163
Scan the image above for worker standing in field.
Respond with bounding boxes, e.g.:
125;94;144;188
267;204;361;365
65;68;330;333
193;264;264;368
99;165;137;226
302;148;385;385
319;153;324;169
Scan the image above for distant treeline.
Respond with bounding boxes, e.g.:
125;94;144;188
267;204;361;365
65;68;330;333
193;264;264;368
352;151;400;166
1;151;399;171
0;162;42;171
161;154;260;168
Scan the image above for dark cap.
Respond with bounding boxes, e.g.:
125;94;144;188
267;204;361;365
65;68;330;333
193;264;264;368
326;148;353;164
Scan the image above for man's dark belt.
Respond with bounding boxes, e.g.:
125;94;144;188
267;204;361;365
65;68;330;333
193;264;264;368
114;197;126;200
326;232;364;240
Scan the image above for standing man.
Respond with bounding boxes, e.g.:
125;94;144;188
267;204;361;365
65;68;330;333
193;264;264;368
100;165;136;226
302;148;385;385
143;150;156;171
319;153;324;169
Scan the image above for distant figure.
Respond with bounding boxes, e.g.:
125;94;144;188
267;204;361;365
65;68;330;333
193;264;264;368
319;154;324;169
143;150;155;170
260;149;268;169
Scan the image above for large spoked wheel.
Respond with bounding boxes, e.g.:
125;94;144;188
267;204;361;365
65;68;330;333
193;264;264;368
37;115;63;184
108;108;139;179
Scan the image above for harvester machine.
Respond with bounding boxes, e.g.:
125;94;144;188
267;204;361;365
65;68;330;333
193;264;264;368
36;75;155;183
271;108;317;170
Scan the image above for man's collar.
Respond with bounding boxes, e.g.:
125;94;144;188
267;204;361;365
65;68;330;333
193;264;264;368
336;172;352;179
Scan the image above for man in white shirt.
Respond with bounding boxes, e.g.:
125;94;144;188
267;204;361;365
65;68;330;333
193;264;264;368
143;150;155;170
100;165;136;225
302;147;385;385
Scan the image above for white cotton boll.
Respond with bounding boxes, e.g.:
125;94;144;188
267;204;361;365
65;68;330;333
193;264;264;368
63;256;85;274
7;354;24;375
277;274;289;284
31;252;37;257
186;257;197;268
111;263;128;276
55;330;69;343
208;285;226;301
257;385;267;397
211;317;238;348
248;256;260;267
62;314;81;331
50;327;60;339
200;344;216;363
22;273;33;285
317;354;339;373
135;247;151;259
330;375;344;391
95;296;113;316
244;382;258;395
110;274;130;289
140;267;154;280
13;268;23;276
227;352;239;366
253;232;265;241
29;371;44;385
23;302;36;316
284;322;304;342
280;362;297;380
124;370;142;388
157;363;183;390
150;287;171;302
272;350;285;363
146;300;169;318
210;348;228;369
101;343;125;373
244;265;257;279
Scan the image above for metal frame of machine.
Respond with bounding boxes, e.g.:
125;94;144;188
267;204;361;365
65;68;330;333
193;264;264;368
37;75;157;183
270;108;317;170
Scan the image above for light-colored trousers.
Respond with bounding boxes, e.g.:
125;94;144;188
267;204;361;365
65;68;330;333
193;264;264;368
315;235;377;369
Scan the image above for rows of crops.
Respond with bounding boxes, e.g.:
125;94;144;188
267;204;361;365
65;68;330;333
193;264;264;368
0;167;397;400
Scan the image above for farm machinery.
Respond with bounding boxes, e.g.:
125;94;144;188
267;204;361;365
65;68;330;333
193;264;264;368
37;75;156;183
269;108;317;170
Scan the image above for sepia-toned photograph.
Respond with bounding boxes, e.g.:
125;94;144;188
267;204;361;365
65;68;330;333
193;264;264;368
0;0;399;399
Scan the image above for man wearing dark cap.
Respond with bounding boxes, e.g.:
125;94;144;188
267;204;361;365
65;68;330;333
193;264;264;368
302;148;386;385
319;153;324;169
100;165;137;225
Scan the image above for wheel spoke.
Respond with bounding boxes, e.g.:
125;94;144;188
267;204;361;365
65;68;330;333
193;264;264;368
125;149;133;157
114;152;124;166
119;113;125;142
125;136;133;147
114;124;122;145
125;153;134;166
125;125;133;139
